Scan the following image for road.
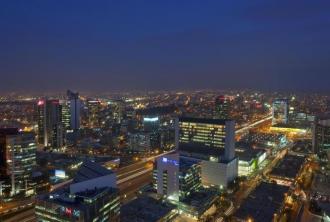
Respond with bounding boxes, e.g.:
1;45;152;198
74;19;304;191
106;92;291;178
0;168;153;222
119;171;153;203
2;208;35;222
0;198;35;216
235;115;272;135
116;115;273;204
115;158;154;203
232;147;288;211
0;151;169;221
1;116;272;221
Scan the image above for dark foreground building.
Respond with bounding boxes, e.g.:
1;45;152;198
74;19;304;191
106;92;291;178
35;161;120;222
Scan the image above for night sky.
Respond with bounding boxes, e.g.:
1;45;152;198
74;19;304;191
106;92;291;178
0;0;330;93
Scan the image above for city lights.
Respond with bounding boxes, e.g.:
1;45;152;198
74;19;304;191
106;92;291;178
0;1;329;221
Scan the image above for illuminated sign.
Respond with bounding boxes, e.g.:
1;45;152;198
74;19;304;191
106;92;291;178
280;137;287;144
258;152;267;164
55;170;66;179
144;117;159;122
65;208;72;215
88;100;100;103
60;207;80;218
38;100;44;106
162;157;179;166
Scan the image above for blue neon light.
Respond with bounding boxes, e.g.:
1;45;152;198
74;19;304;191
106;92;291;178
162;157;178;166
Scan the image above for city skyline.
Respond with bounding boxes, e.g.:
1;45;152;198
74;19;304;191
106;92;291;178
2;1;330;222
1;0;330;93
0;89;329;221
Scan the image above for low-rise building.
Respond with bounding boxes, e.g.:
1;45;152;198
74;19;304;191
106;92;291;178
246;131;288;149
234;182;289;222
270;123;310;136
269;154;305;186
235;146;267;176
308;171;330;222
121;196;178;222
35;161;120;222
128;131;160;153
178;188;218;220
36;187;120;222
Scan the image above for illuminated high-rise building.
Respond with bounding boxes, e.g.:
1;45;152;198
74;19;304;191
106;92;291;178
214;95;230;119
112;100;125;124
87;100;101;128
60;100;71;130
67;90;81;131
177;117;235;161
272;99;289;125
143;116;160;132
154;153;201;201
37;99;64;149
312;118;330;154
0;128;37;198
176;117;238;188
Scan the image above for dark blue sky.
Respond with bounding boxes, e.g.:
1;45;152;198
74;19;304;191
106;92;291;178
0;0;330;93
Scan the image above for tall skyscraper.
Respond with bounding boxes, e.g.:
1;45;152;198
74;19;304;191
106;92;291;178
37;99;64;149
214;95;230;119
312;118;330;154
0;128;37;197
112;100;125;124
143;116;160;132
154;153;201;201
176;117;238;188
67;90;81;131
60;100;71;130
87;100;101;128
177;117;235;161
272;99;289;125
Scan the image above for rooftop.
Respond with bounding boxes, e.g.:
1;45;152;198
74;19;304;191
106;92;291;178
121;196;176;222
73;160;113;183
235;144;264;162
270;154;305;180
39;186;117;210
136;105;177;116
271;123;309;129
179;116;233;125
249;132;285;140
180;188;218;215
234;182;289;222
179;157;200;172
